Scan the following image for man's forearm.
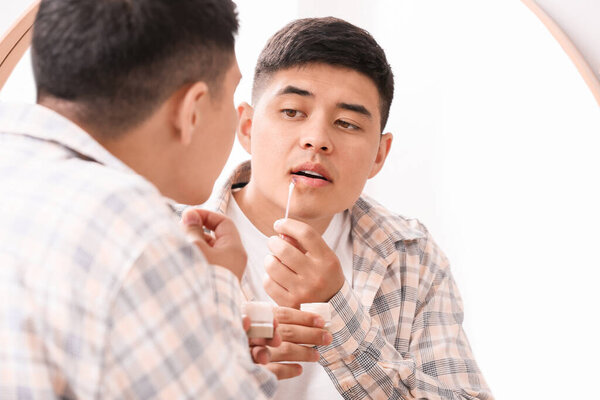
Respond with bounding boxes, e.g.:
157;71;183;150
318;281;493;400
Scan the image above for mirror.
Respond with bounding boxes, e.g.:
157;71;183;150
0;1;39;91
522;0;600;105
1;1;599;398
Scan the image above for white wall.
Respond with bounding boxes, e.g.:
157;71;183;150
2;1;600;398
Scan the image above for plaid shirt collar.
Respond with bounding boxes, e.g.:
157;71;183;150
213;161;426;266
0;102;134;174
0;102;182;210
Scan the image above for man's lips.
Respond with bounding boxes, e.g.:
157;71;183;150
290;162;332;183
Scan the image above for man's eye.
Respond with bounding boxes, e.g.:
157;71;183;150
280;108;304;119
281;108;298;118
335;119;359;130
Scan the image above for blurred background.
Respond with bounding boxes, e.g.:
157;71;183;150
2;1;600;398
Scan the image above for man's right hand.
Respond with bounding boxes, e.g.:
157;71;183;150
181;208;247;281
266;307;332;380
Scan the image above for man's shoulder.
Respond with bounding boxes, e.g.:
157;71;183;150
352;196;451;287
0;144;188;318
48;156;169;224
4;144;180;261
352;194;428;244
76;162;178;237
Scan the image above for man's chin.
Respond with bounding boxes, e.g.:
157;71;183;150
288;206;337;222
172;187;211;207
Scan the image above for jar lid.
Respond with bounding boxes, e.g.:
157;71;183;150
242;301;274;322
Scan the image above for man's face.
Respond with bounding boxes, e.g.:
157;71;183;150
242;63;391;221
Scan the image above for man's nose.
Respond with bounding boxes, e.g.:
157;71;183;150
299;122;333;153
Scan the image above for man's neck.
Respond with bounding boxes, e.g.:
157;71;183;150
39;98;182;201
233;182;334;237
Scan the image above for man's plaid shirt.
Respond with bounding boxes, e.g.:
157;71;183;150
213;162;493;400
0;103;276;399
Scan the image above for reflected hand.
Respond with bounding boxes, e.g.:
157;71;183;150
265;307;332;380
264;218;345;308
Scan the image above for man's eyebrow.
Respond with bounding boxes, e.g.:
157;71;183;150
277;85;313;97
337;102;372;119
275;86;372;119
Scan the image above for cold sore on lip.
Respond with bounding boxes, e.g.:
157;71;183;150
290;165;332;188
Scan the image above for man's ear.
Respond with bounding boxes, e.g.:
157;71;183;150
236;102;254;154
368;132;393;179
173;81;209;146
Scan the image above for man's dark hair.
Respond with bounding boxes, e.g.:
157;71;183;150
32;0;238;138
252;17;394;132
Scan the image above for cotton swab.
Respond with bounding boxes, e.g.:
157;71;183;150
284;177;296;219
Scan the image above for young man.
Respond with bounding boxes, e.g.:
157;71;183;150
0;0;281;398
210;17;493;399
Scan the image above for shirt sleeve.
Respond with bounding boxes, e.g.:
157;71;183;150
98;233;277;399
317;233;493;400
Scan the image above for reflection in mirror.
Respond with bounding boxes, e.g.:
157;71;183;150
1;1;599;399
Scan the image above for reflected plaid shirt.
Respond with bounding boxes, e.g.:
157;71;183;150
213;162;493;400
0;103;276;399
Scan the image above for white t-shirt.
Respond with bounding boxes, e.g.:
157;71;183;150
227;194;353;400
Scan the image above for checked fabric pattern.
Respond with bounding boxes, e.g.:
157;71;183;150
213;162;493;400
0;103;276;399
